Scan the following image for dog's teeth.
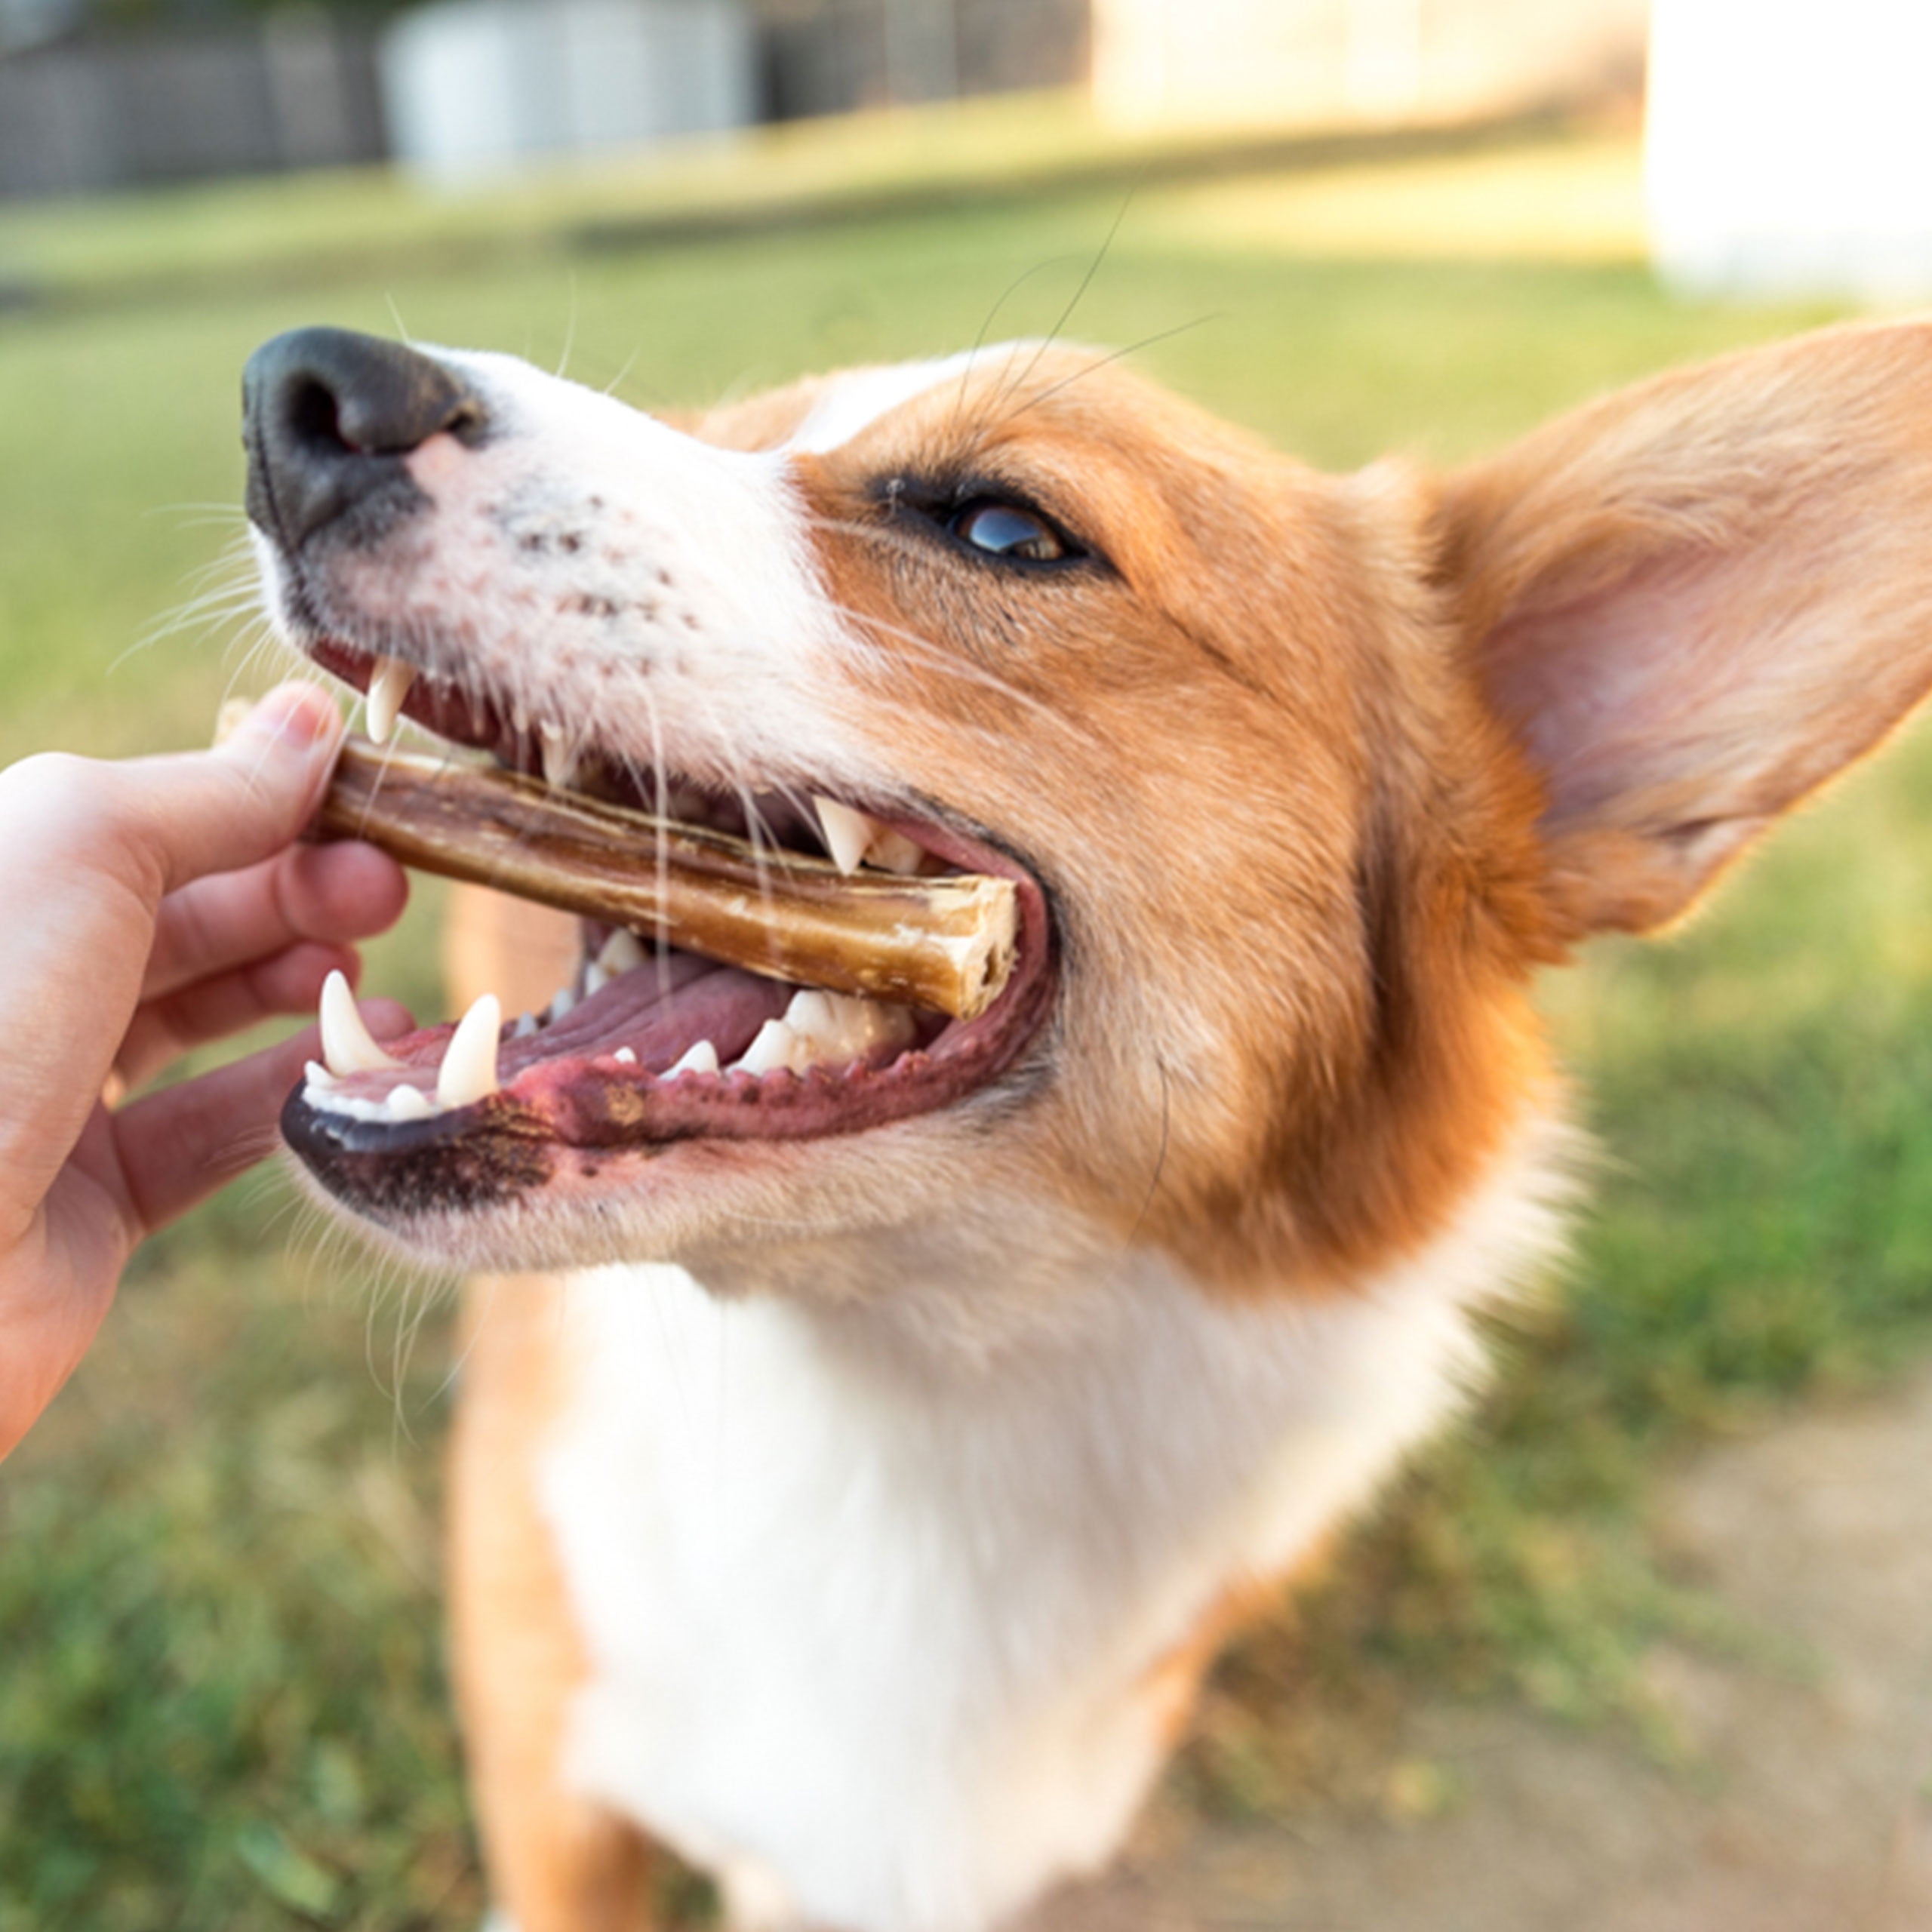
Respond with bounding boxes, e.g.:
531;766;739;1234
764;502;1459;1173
512;1012;539;1039
783;989;836;1035
547;985;577;1023
319;968;401;1076
813;796;879;875
595;928;648;977
613;1046;638;1066
385;1084;434;1121
868;829;928;875
303;1059;338;1092
583;961;611;998
539;723;578;792
365;656;415;745
436;993;501;1107
733;1018;805;1075
668;1038;721;1075
783;987;916;1066
813;797;925;875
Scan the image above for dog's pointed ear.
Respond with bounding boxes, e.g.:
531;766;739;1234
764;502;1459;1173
1435;320;1932;939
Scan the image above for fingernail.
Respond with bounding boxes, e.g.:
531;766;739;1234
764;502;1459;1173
232;682;341;755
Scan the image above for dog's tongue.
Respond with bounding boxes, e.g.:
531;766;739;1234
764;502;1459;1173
500;955;791;1079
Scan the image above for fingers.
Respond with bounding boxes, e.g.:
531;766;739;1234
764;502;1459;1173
142;839;408;1004
0;685;346;1217
0;682;346;914
109;1028;322;1238
109;1001;413;1239
115;940;359;1094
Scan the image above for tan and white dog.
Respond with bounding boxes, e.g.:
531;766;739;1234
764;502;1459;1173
243;318;1932;1932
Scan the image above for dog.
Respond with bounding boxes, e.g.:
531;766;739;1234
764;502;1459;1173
242;316;1932;1932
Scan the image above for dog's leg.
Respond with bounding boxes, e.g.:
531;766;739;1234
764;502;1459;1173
451;1272;659;1932
442;889;657;1930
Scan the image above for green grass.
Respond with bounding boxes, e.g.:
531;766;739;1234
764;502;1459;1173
4;112;1927;1923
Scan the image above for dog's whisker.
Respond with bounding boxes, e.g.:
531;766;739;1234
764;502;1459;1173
601;344;644;399
979;183;1145;433
1004;316;1228;426
950;259;1086;431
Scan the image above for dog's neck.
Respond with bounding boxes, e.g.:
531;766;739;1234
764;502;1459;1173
537;1107;1569;1932
675;1195;1183;1367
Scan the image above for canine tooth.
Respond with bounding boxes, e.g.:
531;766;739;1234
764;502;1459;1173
812;796;878;875
613;1046;638;1065
539;723;578;792
385;1084;434;1121
667;1039;720;1075
319;968;401;1075
583;961;611;998
512;1012;539;1039
595;928;648;977
365;655;415;745
436;992;501;1107
734;1018;804;1075
547;986;577;1022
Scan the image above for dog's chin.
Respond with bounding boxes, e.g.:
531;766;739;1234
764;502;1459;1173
281;1089;1071;1281
278;1127;818;1277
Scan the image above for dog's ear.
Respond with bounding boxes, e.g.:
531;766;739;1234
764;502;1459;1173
1435;320;1932;939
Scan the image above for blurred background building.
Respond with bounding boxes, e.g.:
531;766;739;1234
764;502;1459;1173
0;0;1638;197
4;0;1927;302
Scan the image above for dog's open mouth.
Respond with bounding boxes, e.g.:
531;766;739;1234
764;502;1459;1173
282;642;1057;1209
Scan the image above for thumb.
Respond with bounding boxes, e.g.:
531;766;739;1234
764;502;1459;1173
137;681;346;897
0;681;346;931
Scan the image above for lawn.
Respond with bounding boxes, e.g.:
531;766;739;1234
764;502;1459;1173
5;109;1927;1928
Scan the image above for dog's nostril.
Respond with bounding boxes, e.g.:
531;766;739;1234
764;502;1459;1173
286;374;346;454
242;325;487;549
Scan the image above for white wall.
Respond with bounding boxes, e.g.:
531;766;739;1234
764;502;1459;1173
1647;0;1932;300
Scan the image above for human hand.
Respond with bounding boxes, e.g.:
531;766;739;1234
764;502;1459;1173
0;684;411;1460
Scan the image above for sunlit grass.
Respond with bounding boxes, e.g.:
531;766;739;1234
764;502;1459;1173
5;111;1924;1924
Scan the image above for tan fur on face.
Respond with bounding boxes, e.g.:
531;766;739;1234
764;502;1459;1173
698;352;1563;1294
681;326;1932;1300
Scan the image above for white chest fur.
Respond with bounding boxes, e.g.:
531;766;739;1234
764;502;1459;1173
534;1121;1565;1932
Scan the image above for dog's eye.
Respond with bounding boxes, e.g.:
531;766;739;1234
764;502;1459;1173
949;501;1068;563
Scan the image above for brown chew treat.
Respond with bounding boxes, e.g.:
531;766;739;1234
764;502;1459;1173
315;737;1020;1021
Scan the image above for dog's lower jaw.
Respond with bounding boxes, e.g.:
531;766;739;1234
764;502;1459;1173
482;1105;1571;1932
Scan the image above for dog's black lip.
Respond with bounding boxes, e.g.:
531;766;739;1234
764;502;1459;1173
281;1088;558;1218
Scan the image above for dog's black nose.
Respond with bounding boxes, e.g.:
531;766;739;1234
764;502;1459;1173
242;327;485;551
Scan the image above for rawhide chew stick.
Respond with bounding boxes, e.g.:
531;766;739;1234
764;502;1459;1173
315;737;1019;1021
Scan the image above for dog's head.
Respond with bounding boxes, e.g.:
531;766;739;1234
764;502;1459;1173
245;322;1932;1300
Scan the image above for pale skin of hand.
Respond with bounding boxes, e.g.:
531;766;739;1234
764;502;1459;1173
0;684;411;1462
